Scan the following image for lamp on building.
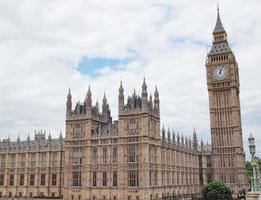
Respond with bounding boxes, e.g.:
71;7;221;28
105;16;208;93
248;133;256;160
248;133;259;192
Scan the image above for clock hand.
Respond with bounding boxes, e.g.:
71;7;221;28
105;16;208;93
219;66;224;75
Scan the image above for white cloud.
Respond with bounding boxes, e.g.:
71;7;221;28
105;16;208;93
0;0;260;159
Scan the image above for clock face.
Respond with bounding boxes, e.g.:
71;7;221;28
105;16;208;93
212;65;228;80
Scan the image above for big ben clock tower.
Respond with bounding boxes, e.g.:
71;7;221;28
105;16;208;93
206;8;247;192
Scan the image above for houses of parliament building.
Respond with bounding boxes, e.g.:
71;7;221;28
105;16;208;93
0;9;247;200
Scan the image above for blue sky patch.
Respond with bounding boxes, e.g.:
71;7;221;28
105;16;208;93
77;57;131;77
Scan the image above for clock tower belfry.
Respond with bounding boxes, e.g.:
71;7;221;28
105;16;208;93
206;8;247;192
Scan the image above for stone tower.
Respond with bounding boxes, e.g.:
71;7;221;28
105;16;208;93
206;8;247;192
117;79;161;199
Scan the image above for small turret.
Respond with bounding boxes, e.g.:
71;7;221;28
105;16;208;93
27;134;30;143
102;93;112;124
27;134;30;148
193;128;198;150
172;130;176;146
17;134;20;146
66;88;72;117
102;93;107;113
154;86;160;112
212;7;228;43
86;86;92;107
141;78;148;112
142;78;148;98
162;126;166;145
131;89;136;108
95;100;99;114
48;132;52;142
149;93;153;109
185;136;188;149
189;137;192;150
118;81;124;113
177;132;180;146
181;134;185;149
201;139;204;152
167;128;171;144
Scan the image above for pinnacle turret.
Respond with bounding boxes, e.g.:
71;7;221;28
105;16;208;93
162;126;166;144
85;86;92;108
172;130;176;146
87;86;92;98
67;88;72;98
119;81;124;95
142;78;147;98
66;88;72;117
167;128;171;144
193;128;198;150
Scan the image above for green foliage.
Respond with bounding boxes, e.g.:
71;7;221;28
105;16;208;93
202;181;232;200
246;161;253;183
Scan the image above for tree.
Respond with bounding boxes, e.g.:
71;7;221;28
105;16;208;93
202;181;232;200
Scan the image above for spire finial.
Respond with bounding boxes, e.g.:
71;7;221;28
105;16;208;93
213;4;225;34
87;85;91;97
142;77;147;89
119;81;124;94
67;88;72;98
142;78;147;98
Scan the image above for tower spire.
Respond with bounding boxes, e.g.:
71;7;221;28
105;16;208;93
213;6;225;34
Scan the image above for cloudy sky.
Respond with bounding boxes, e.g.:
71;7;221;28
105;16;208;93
0;0;260;158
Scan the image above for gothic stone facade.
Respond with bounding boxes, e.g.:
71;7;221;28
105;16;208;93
0;9;247;200
0;132;64;198
0;83;211;200
63;81;212;200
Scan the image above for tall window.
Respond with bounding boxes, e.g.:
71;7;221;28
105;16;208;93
0;174;4;185
75;125;81;138
92;147;97;163
93;172;97;186
19;174;24;186
10;154;15;168
41;153;47;167
0;155;5;168
112;147;117;163
154;171;158;186
128;122;137;135
31;153;36;168
72;171;81;186
41;174;45;186
128;170;139;187
113;171;117;187
30;174;35;186
103;147;107;164
102;172;107;186
73;148;83;164
20;154;26;168
52;152;58;167
52;174;57;186
127;145;138;163
9;174;14;186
